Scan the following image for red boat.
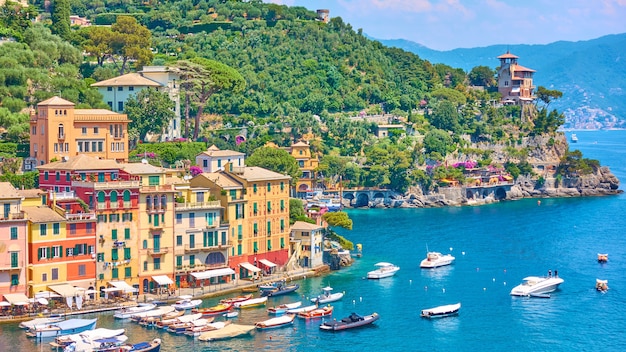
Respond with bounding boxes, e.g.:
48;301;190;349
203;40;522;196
220;294;253;305
298;305;333;319
192;303;233;317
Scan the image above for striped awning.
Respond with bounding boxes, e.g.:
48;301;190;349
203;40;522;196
240;262;261;272
191;268;235;280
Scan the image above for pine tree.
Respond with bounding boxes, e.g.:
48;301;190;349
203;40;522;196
50;0;70;40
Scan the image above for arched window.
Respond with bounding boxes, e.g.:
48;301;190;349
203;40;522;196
146;196;152;210
110;191;118;204
205;252;226;265
97;191;105;204
123;190;131;202
58;124;64;138
160;195;167;209
153;196;158;209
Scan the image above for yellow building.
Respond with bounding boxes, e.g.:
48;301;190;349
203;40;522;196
27;96;130;170
121;163;176;294
289;141;319;197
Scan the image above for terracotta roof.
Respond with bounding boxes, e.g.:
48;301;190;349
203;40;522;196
511;64;536;72
16;189;45;199
91;73;162;87
121;162;165;175
233;166;291;181
497;52;519;59
38;96;75;106
22;206;65;223
195;172;242;189
198;147;245;158
74;109;123;115
291;221;323;231
0;182;22;199
292;141;309;147
37;155;120;171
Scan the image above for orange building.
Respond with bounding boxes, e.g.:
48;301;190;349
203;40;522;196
497;51;536;105
26;96;130;170
288;141;319;197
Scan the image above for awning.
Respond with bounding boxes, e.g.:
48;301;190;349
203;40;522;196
35;291;61;299
152;275;174;286
109;280;138;293
240;262;261;272
102;287;122;292
258;259;276;268
49;284;80;297
191;268;236;280
3;293;29;304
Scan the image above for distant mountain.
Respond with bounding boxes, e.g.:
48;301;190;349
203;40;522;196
377;34;626;129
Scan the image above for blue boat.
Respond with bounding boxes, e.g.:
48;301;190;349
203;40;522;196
26;318;97;338
261;283;300;297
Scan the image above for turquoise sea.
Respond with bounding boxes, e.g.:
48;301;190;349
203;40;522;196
4;130;626;351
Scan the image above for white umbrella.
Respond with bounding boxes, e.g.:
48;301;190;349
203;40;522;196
37;298;49;305
0;301;10;307
14;301;29;306
84;289;98;294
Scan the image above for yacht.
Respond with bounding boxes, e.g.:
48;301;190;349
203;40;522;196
420;252;455;268
510;276;564;297
367;262;400;279
571;133;578;143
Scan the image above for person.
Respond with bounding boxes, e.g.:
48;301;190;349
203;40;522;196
548;270;552;278
554;270;558;278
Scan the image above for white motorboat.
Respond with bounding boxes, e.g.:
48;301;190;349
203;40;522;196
310;286;343;304
420;303;461;318
51;328;125;348
286;304;317;314
420;252;455;268
19;315;64;329
130;305;176;322
114;303;156;319
172;295;202;311
596;279;609;292
571;133;578;143
26;318;98;338
233;296;268;309
510;276;564;296
367;262;400;279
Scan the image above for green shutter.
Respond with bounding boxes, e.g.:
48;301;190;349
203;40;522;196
59;246;63;257
111;229;117;240
125;228;130;239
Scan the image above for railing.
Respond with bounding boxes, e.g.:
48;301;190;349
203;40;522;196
52;191;75;200
72;180;140;189
141;184;173;192
113;241;126;248
0;264;21;271
184;241;232;252
57;133;65;139
147;247;170;256
147;207;166;214
111;133;125;139
0;212;25;221
174;201;221;210
65;213;96;221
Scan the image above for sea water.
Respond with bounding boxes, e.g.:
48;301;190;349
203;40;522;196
5;130;626;351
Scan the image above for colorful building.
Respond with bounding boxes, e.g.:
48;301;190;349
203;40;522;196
288;141;319;197
195;145;245;173
289;221;324;269
0;183;28;300
497;51;536;105
26;96;130;171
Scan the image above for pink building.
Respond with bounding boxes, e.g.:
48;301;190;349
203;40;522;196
0;182;28;301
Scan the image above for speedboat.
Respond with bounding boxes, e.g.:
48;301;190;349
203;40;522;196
185;321;230;337
286;304;317;314
26;318;98;338
510;276;564;297
51;328;125;348
122;338;162;352
596;279;609;292
310;286;343;304
138;310;183;327
233;296;268;309
420;303;461;319
114;303;156;319
172;295;202;311
260;283;300;297
167;317;213;334
156;313;203;330
255;314;296;330
571;133;578;143
268;301;302;315
320;312;379;331
420;252;455;268
367;262;400;279
130;306;176;322
598;253;608;263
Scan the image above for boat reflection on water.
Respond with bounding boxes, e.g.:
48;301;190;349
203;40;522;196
421;265;454;282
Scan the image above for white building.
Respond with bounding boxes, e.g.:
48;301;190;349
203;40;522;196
91;66;181;141
195;145;245;173
290;221;324;269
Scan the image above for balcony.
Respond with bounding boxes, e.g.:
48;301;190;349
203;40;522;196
184;241;232;253
72;180;140;190
65;213;96;222
174;201;221;211
0;265;21;271
52;191;76;200
147;207;166;214
57;133;65;140
0;212;26;222
141;184;174;192
113;240;126;248
147;247;170;256
112;132;125;140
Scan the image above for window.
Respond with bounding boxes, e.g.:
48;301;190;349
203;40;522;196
176;213;182;224
217;159;222;167
53;223;60;235
280;237;285;249
280;199;285;211
68;223;76;235
44;171;49;181
78;264;86;276
97;253;104;262
40;224;47;236
112;268;119;279
267;221;272;235
267;201;272;212
189;234;195;249
86;222;93;233
176;235;183;246
280;181;285;191
10;252;18;268
42;273;48;282
110;191;118;205
124;228;130;240
253;202;258;215
237;225;242;239
66;173;70;182
10;227;18;240
253;222;258;235
82;127;87;135
52;268;58;280
117;86;123;91
189;213;195;227
94;127;99;134
229;190;236;199
107;87;113;91
111;248;118;261
124;247;131;260
253;184;257;193
206;212;214;226
176;256;182;268
129;86;134;91
118;101;124;111
253;241;258;253
154;258;161;270
203;160;208;168
125;267;132;278
237;244;242;255
267;183;271;191
148;176;159;186
66;247;74;257
10;274;18;286
280;219;285;231
111;229;117;240
143;261;148;271
189;255;195;267
267;239;272;250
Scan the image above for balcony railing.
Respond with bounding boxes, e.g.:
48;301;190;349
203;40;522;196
112;133;125;139
57;133;65;140
72;180;140;190
113;240;126;248
65;213;96;222
174;201;221;211
147;247;170;256
0;212;25;222
183;241;232;253
0;265;21;271
52;191;75;200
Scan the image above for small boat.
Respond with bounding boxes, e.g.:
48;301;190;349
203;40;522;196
267;301;302;315
53;334;129;351
223;311;239;318
598;253;608;263
185;321;230;337
156;313;203;330
241;287;259;293
298;305;333;319
233;296;268;309
130;306;176;322
571;133;578;143
197;324;255;341
26;318;98;338
220;294;253;305
310;286;344;304
320;312;379;331
420;303;461;319
123;338;162;352
167;317;213;334
510;276;564;297
260;283;300;297
19;315;64;329
596;279;609;292
192;303;233;317
286;304;317;314
172;295;202;311
420;252;455;269
139;310;184;327
51;328;125;348
367;262;400;279
114;303;157;319
258;281;282;292
255;314;296;330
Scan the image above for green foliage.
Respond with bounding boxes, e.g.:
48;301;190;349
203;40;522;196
468;65;495;87
0;171;38;189
245;146;300;183
535;86;563;108
429;100;461;132
557;150;600;177
51;0;71;40
322;211;353;230
289;198;306;225
129;142;205;166
533;108;565;134
326;229;354;250
423;129;454;157
124;88;175;143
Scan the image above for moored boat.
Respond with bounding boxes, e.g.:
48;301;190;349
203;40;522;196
197;324;255;341
156;313;203;330
267;301;302;315
233;296;267;309
255;314;296;330
220;294;253;305
167;317;213;334
19;315;64;330
26;318;98;338
571;133;578;143
420;252;455;269
320;312;379;331
596;279;609;292
130;306;176;322
139;310;184;327
298;305;333;319
51;328;125;348
598;253;608;263
171;295;202;311
286;304;317;314
223;311;239;318
122;338;162;352
184;321;230;337
510;276;564;297
260;283;300;297
420;303;461;319
114;303;157;319
367;262;400;279
191;303;233;317
310;286;343;304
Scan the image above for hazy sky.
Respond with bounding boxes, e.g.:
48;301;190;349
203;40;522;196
268;0;626;51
